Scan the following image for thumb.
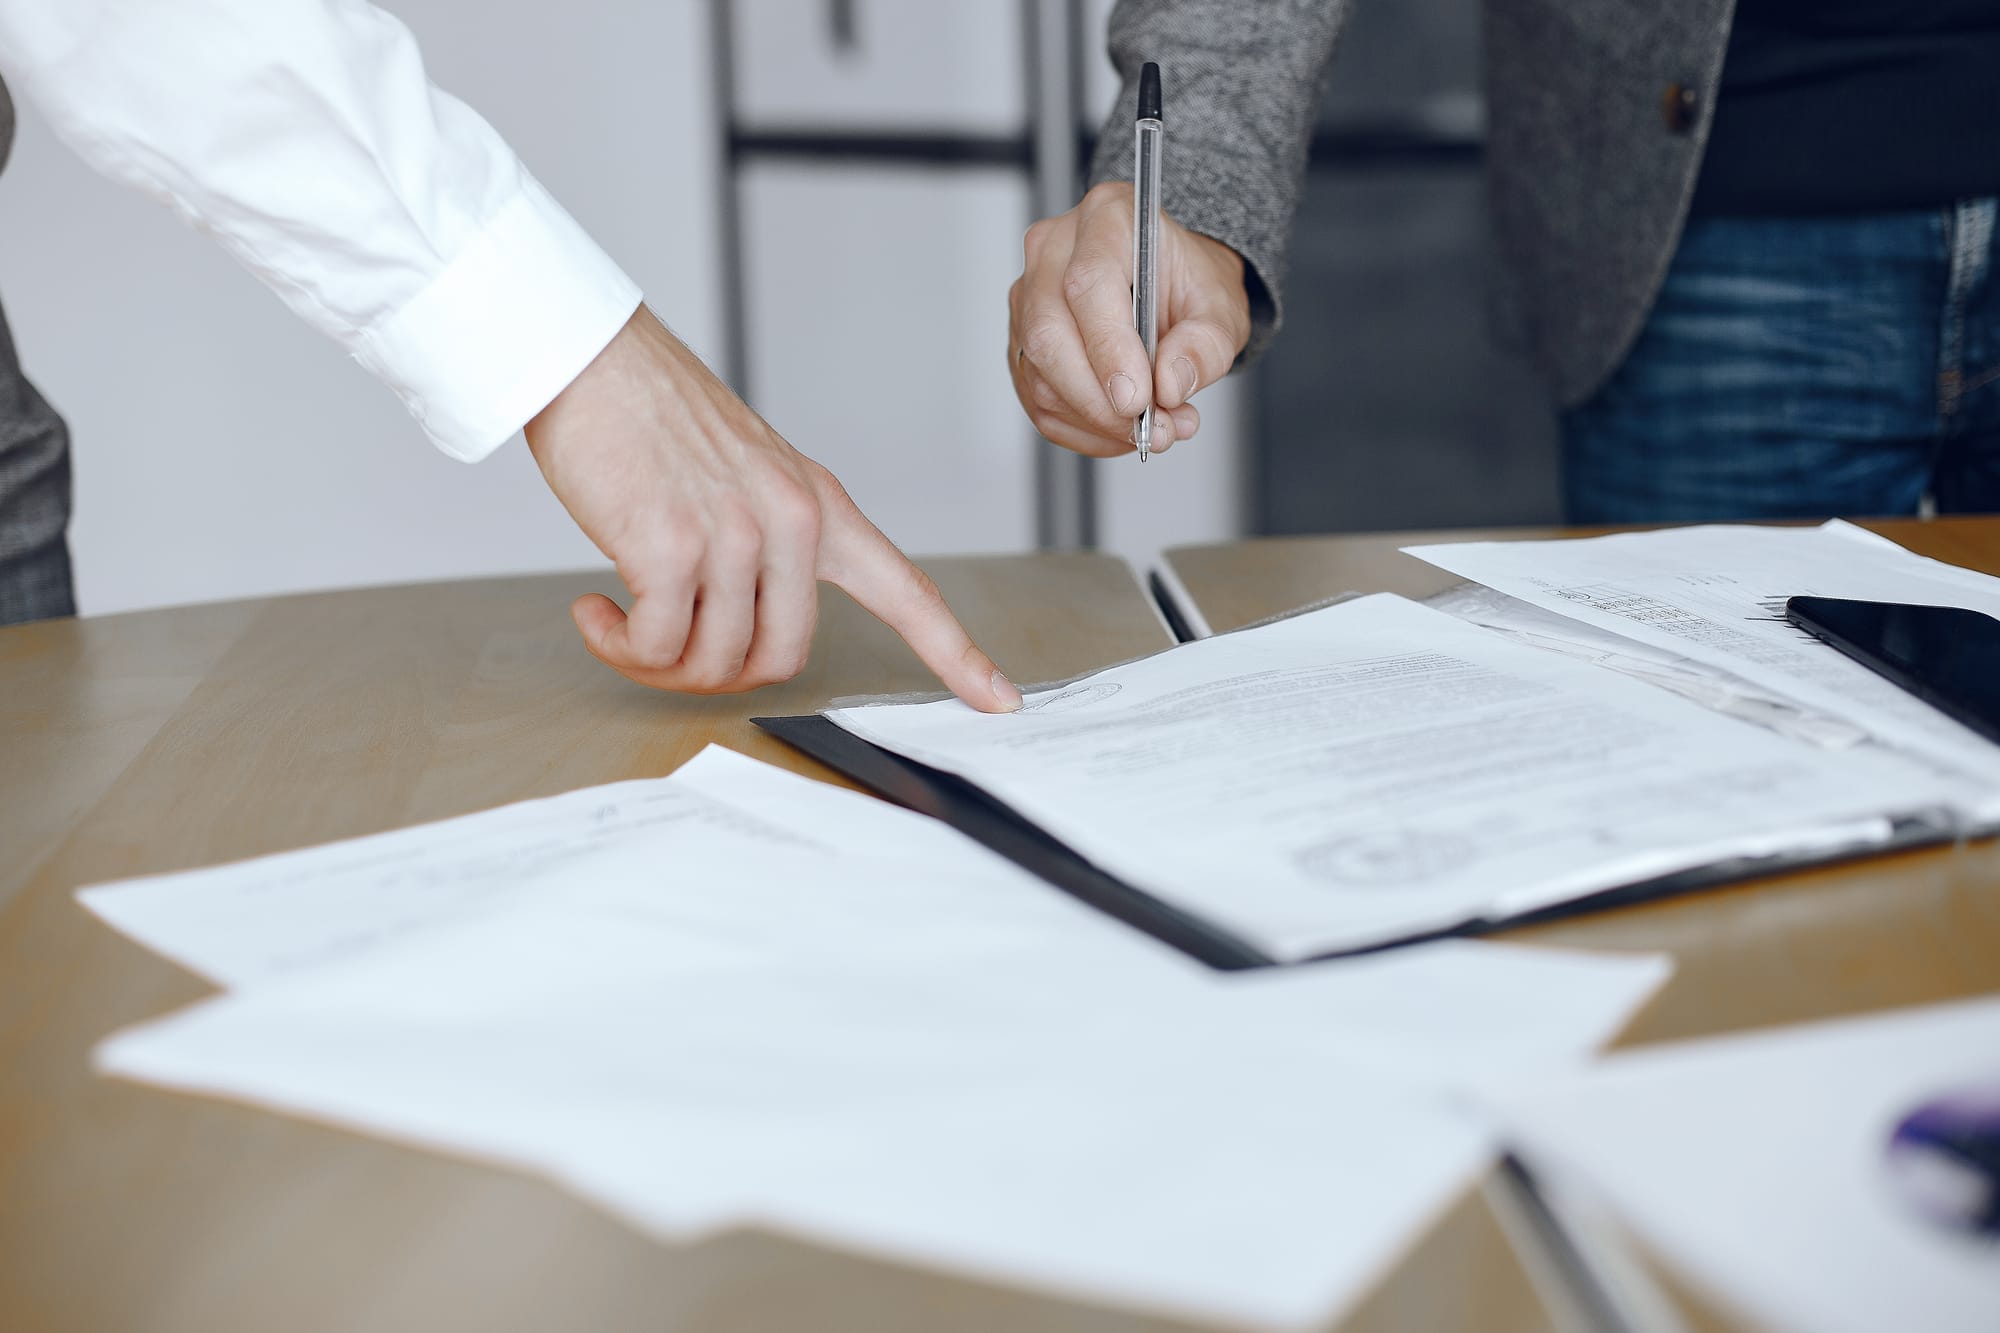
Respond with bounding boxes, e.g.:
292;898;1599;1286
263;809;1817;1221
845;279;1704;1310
1155;234;1252;411
1153;309;1241;411
812;477;1024;714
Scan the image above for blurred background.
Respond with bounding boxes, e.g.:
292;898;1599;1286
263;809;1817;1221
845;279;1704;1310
0;0;1558;618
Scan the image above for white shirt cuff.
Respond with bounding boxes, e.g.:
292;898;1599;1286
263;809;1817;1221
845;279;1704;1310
353;170;643;462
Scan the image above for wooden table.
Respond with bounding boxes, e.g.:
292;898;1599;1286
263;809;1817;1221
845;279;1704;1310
9;523;1995;1333
0;556;1233;1333
1162;516;2000;1329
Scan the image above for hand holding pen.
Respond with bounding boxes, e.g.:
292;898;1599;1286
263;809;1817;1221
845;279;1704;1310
1006;63;1253;460
1131;62;1163;460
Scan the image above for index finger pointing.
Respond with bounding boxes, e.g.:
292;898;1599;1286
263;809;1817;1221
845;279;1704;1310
814;491;1023;714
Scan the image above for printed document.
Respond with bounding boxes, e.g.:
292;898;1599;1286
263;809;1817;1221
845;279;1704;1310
80;746;1046;988
1407;522;2000;817
1483;996;2000;1333
829;593;1961;960
84;745;1672;1330
1425;582;1871;750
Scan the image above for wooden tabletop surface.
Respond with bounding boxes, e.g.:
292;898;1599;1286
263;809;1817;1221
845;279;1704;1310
8;523;1996;1332
1;556;1247;1333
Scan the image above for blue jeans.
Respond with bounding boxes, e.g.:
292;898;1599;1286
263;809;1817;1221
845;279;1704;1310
1563;199;2000;523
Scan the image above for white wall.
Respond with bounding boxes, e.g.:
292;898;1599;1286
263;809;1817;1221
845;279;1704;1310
740;161;1041;555
0;0;1244;620
0;0;718;617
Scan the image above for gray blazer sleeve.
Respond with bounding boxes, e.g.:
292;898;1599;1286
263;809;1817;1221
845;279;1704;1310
1088;0;1350;365
0;74;13;176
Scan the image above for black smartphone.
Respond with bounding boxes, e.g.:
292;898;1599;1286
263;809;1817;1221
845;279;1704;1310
1784;596;2000;746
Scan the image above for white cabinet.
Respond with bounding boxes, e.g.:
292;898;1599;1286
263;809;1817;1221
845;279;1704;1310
722;1;1041;552
731;1;1026;132
739;162;1037;553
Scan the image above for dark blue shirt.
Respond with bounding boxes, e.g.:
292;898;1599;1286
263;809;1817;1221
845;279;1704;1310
1691;0;2000;215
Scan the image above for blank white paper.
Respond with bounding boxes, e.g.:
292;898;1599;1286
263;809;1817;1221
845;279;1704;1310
1483;997;2000;1333
97;861;1668;1331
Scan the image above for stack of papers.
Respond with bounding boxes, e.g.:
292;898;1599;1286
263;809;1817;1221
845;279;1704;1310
821;522;2000;961
829;590;1971;960
1421;581;1873;751
1482;997;2000;1333
86;746;1671;1330
84;745;1036;989
1407;520;2000;815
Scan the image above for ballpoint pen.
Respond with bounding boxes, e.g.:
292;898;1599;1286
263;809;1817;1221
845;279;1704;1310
1132;61;1163;463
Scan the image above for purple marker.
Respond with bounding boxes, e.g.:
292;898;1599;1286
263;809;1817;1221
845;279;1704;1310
1887;1082;2000;1236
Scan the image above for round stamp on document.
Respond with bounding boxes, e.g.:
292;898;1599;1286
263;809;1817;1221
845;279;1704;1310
1294;829;1475;887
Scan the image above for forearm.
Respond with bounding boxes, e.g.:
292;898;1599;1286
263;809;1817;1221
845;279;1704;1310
0;0;641;460
1088;0;1350;364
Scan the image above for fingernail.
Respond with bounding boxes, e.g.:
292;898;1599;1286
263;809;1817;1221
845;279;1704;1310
1107;372;1137;414
991;669;1024;712
1174;356;1198;400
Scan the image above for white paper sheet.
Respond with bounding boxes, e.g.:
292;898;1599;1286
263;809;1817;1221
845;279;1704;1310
98;850;1668;1331
1484;997;2000;1333
1406;523;2000;818
1425;582;1872;750
79;746;1049;988
828;593;1959;960
83;743;1674;1326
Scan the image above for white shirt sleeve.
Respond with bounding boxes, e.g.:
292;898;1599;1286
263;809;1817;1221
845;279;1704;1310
0;0;645;461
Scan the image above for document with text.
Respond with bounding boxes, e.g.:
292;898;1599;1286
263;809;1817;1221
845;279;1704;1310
85;746;1671;1330
1424;582;1872;751
1407;522;2000;818
828;593;1965;960
79;746;1051;988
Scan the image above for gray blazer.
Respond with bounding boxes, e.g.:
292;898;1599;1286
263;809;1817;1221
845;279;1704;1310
0;71;80;624
1090;0;1737;409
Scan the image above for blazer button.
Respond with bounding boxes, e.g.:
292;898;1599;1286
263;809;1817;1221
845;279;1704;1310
1662;82;1700;135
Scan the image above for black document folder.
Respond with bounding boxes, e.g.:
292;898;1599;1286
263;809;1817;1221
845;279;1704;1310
753;714;1959;972
753;714;1275;969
